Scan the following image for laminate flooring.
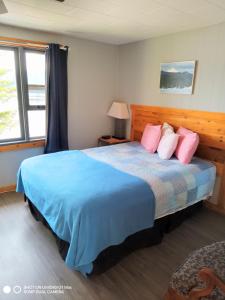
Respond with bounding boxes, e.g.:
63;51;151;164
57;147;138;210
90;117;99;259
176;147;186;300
0;192;224;300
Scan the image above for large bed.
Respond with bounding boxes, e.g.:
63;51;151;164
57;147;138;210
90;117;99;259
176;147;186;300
16;105;225;276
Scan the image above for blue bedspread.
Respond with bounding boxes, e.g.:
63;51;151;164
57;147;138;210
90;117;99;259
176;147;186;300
17;150;155;275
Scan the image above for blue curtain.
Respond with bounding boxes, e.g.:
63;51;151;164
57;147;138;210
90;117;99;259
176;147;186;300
44;44;69;154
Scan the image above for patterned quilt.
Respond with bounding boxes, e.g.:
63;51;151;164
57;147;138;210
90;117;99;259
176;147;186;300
83;142;216;218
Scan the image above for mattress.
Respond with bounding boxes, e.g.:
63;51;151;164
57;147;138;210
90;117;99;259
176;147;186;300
83;141;216;219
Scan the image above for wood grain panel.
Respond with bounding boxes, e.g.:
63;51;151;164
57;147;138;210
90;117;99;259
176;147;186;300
205;201;225;216
0;36;66;50
130;104;225;209
0;140;45;152
131;105;225;150
0;184;16;194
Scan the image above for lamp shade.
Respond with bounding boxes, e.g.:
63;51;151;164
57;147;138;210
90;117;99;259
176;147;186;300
107;101;129;119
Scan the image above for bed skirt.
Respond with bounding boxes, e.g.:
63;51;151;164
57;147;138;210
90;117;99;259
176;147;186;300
25;195;202;275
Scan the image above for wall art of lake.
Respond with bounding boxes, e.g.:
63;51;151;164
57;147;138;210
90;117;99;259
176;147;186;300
160;61;196;94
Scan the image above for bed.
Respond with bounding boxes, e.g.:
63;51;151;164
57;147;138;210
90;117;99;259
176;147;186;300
16;105;225;276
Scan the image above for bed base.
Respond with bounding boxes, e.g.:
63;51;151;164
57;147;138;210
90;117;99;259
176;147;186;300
25;194;203;275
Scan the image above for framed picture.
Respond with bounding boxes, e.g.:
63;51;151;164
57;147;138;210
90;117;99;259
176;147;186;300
160;61;196;94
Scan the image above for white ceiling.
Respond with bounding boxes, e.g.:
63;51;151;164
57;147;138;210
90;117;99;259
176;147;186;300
1;0;225;44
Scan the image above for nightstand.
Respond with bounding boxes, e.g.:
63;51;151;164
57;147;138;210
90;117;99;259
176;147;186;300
98;136;130;147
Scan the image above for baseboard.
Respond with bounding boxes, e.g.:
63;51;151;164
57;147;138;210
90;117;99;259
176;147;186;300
205;200;225;216
0;184;16;194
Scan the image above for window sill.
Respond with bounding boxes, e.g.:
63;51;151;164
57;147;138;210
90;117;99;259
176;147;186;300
0;139;45;152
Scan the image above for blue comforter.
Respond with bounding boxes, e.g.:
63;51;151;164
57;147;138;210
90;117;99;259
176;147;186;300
17;150;155;275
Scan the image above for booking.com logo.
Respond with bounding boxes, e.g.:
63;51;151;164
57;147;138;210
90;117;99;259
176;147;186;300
2;285;22;294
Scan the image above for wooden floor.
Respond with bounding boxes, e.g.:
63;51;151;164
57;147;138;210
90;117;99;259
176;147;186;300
0;193;225;300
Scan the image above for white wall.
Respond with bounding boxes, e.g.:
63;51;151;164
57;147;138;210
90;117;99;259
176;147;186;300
0;25;118;186
119;22;225;113
0;148;43;187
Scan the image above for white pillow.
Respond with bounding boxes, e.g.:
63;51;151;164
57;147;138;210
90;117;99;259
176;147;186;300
157;133;179;160
161;122;174;136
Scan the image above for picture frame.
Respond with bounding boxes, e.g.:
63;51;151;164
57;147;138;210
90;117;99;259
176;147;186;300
160;61;196;95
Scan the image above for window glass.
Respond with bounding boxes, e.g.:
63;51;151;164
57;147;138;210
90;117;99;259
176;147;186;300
0;48;21;141
25;51;46;106
28;110;46;138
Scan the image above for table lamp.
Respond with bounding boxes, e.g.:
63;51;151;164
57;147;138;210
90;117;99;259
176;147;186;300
107;101;129;139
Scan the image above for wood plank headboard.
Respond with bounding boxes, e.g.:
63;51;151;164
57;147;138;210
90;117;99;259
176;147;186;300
130;104;225;212
130;105;225;150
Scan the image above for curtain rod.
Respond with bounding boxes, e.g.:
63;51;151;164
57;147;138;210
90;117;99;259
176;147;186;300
0;36;68;50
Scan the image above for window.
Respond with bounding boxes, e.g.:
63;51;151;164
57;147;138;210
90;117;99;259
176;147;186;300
0;46;46;144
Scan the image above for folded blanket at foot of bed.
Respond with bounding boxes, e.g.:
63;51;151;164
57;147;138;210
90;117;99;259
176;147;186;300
17;150;155;275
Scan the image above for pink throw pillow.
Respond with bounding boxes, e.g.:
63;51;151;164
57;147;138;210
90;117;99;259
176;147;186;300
141;124;162;153
157;133;179;160
175;127;199;164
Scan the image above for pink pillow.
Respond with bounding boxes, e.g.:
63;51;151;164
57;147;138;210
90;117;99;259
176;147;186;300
141;124;162;153
175;127;199;164
157;133;179;160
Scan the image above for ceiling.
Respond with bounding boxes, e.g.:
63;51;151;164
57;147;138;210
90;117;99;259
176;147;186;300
1;0;225;44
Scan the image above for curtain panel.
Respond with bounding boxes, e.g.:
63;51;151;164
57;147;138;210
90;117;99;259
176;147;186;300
44;44;68;153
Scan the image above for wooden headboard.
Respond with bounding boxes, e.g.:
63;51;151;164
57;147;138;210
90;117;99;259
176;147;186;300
130;104;225;212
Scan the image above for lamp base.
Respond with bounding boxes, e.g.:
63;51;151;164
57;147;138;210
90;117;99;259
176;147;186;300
114;119;126;139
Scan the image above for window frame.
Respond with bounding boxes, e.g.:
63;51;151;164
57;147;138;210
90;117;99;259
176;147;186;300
0;45;46;145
